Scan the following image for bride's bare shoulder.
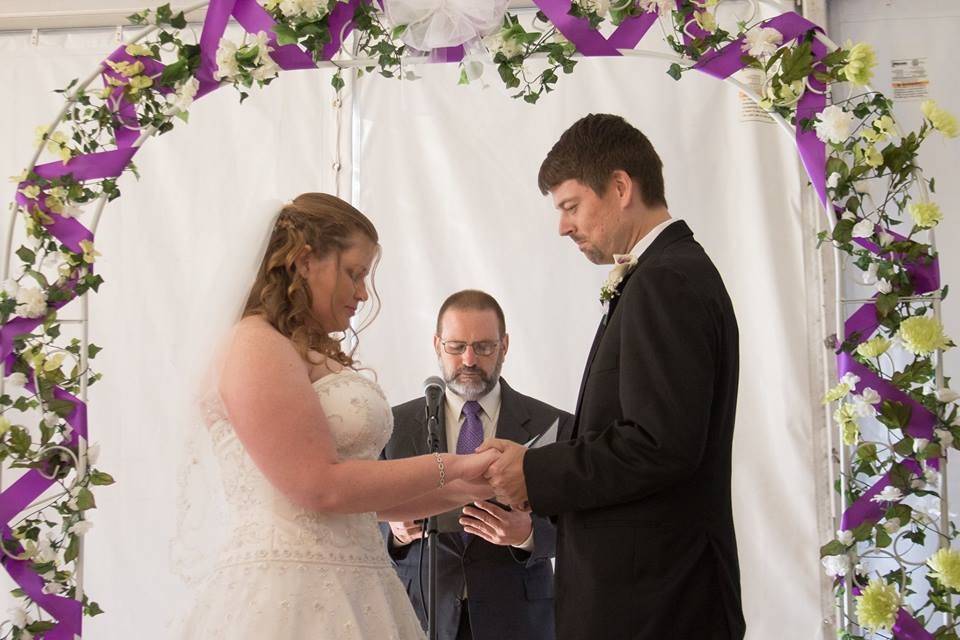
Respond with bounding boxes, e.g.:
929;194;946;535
228;315;296;362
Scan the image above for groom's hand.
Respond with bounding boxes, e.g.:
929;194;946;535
477;438;529;508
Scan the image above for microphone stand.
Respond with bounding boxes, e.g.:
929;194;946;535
425;411;442;640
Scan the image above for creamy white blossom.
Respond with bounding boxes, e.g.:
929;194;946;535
69;520;94;536
214;39;240;81
861;262;878;285
42;581;65;595
913;438;930;454
935;388;960;404
826;172;840;189
815;105;856;144
872;486;903;503
822;554;852;577
742;26;783;57
877;279;892;294
575;0;609;15
861;388;881;405
883;518;902;534
7;606;29;627
637;0;674;14
6;371;28;388
837;529;855;545
1;278;19;297
935;429;954;449
877;230;894;247
87;442;101;465
167;77;199;113
852;218;874;239
840;372;861;389
15;286;47;318
43;412;60;428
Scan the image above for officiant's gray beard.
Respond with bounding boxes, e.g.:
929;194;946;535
441;360;503;401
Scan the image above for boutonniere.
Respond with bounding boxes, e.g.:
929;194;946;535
599;253;639;304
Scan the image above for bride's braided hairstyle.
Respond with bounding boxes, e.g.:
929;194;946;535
242;193;380;368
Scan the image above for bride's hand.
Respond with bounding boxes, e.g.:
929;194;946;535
455;448;500;482
445;477;495;503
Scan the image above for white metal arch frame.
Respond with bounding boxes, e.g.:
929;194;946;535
0;0;950;636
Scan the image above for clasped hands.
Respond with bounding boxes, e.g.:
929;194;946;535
456;438;530;511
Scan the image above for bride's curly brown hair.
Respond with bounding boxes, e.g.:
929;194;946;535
242;193;380;368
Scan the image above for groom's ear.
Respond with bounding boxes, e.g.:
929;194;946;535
610;170;634;208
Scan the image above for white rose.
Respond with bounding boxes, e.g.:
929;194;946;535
861;387;881;405
815;105;856;144
821;554;851;577
876;279;892;294
15;286;47;318
826;172;840;189
214;39;240;81
69;520;93;536
935;388;960;404
298;0;328;18
837;529;854;545
871;486;903;503
742;26;783;58
840;372;860;388
882;517;901;534
924;467;941;488
852;218;874;239
7;606;29;627
251;58;280;82
279;0;300;17
877;230;894;247
6;371;28;388
913;438;930;454
935;428;954;449
42;581;65;595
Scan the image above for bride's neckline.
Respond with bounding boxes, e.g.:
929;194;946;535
310;367;362;387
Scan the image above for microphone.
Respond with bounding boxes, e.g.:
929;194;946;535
423;376;445;452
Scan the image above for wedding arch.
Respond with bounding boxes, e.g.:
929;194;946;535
1;0;957;637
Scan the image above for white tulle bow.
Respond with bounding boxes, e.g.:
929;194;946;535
383;0;509;51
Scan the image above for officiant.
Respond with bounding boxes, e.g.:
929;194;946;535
380;289;571;640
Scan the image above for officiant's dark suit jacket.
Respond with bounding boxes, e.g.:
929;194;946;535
381;378;570;640
524;221;746;640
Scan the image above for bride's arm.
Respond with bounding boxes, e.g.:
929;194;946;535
375;478;494;522
220;320;497;514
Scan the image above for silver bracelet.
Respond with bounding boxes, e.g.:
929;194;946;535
433;452;445;488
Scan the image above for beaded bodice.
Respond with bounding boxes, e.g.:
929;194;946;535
205;369;395;568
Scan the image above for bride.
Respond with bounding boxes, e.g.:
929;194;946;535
180;193;498;638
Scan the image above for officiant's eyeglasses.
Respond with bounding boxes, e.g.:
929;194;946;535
440;340;501;357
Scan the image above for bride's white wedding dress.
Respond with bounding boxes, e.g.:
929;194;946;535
181;369;426;639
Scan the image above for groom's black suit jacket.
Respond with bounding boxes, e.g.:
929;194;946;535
381;378;570;640
524;221;746;640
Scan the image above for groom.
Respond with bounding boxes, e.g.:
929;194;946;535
480;114;746;639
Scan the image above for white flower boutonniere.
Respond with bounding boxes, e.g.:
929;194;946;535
600;253;639;304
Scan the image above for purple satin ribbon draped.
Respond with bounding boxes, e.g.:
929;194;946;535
532;0;658;56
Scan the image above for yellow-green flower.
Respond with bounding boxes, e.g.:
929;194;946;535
898;315;951;355
860;144;883;168
43;352;66;372
855;578;899;632
857;335;892;359
0;416;11;436
927;548;960;590
106;59;145;78
823;382;852;404
922;100;959;138
127;74;154;95
843;42;877;86
125;43;152;57
79;239;100;264
909;201;943;229
19;184;40;200
694;10;717;33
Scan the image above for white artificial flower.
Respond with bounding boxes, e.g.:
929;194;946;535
15;286;47;318
837;529;855;545
924;467;941;488
6;371;28;388
850;394;877;418
62;422;73;440
250;31;274;65
840;210;855;222
826;172;840;189
914;494;943;523
66;484;82;510
60;203;83;219
483;31;523;60
279;0;301;17
877;230;894;247
742;26;783;57
251;58;280;82
883;517;901;534
861;388;881;405
43;412;59;428
1;278;19;297
877;279;892;294
637;0;674;15
298;0;329;19
935;388;960;404
7;606;28;627
822;554;852;577
840;372;861;389
872;486;903;503
815;105;856;144
214;38;240;81
42;581;65;595
913;438;930;454
167;77;199;113
861;262;878;285
69;520;93;536
935;429;954;449
852;218;874;239
576;0;610;15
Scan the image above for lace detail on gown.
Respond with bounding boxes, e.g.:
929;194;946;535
181;369;425;639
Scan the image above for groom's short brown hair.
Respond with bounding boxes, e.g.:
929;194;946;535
537;113;667;208
436;290;506;337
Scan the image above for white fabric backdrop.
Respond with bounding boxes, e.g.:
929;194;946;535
11;1;958;635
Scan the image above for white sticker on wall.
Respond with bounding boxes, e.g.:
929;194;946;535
891;58;929;101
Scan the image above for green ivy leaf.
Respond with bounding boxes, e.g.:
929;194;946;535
75;487;96;511
64;534;80;563
89;470;115;486
820;540;847;557
274;24;299;46
15;246;35;264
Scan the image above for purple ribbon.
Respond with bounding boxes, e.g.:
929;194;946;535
532;0;658;57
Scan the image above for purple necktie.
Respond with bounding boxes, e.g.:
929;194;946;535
456;401;484;542
456;400;484;454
